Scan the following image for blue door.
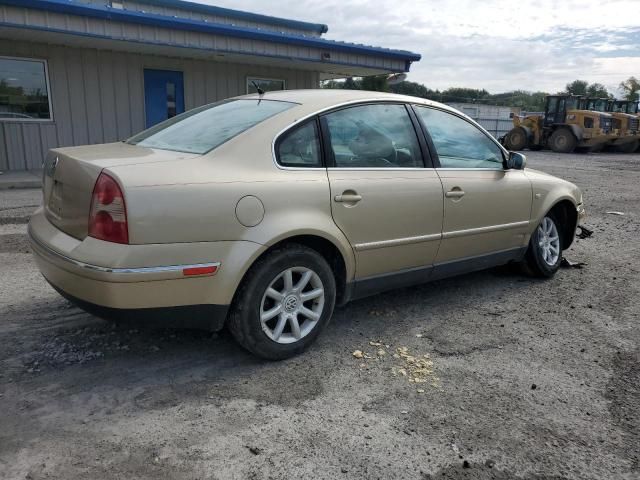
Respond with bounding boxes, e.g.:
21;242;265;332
144;69;185;128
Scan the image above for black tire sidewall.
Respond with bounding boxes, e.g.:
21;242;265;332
228;246;336;360
615;140;639;153
550;129;577;153
507;128;527;150
526;213;563;277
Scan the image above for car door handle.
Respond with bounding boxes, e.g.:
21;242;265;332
334;193;362;203
445;189;465;199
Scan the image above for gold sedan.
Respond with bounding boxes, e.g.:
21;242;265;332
29;90;586;359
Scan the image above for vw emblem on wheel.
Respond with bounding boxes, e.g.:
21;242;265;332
284;295;298;312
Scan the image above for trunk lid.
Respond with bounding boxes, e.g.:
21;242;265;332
43;142;197;239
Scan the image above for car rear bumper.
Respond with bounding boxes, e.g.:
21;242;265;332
49;281;229;331
28;208;264;330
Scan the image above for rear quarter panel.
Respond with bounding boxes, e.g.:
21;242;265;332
106;119;356;283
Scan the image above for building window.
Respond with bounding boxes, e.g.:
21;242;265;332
247;77;285;94
0;57;52;121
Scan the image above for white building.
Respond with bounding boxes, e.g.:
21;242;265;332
447;103;520;138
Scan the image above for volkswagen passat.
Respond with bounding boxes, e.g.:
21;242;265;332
29;90;585;359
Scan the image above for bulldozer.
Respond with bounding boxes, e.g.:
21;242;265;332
582;98;639;153
503;94;614;153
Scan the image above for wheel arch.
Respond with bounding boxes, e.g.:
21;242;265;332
231;231;354;310
545;198;579;250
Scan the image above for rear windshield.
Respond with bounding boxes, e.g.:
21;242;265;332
127;99;296;154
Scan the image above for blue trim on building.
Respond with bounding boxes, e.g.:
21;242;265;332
0;21;410;73
132;0;328;34
0;0;421;63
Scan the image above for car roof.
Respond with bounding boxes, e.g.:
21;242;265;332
238;89;461;117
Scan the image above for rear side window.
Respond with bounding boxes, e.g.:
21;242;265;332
323;104;423;168
276;121;322;168
128;99;296;154
414;106;504;169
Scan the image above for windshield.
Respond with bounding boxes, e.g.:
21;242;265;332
127;99;296;154
566;97;580;110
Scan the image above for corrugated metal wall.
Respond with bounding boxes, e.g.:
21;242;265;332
0;41;318;171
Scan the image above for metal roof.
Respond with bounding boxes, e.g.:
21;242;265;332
2;0;421;63
131;0;329;34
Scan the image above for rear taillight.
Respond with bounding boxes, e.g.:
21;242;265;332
89;172;128;244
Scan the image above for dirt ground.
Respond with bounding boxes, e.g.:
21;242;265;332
0;150;638;480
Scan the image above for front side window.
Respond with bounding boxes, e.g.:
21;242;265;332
247;77;285;94
414;106;504;169
276;121;322;168
0;57;51;120
128;99;296;154
323;104;423;168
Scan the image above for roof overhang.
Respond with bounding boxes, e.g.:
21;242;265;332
0;25;405;78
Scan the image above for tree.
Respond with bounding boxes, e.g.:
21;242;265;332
565;80;588;96
619;76;640;101
389;80;435;98
439;87;490;103
586;83;610;98
343;77;361;90
360;75;389;92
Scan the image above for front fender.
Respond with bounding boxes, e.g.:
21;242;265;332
525;169;582;244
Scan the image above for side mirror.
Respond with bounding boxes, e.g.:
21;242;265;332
506;151;526;170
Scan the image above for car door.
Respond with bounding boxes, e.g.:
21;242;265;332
321;103;444;289
412;105;532;271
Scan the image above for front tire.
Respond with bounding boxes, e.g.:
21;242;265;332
614;140;639;153
504;128;528;151
227;244;336;360
549;128;577;153
524;213;563;277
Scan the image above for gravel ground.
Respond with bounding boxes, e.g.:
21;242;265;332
0;150;638;480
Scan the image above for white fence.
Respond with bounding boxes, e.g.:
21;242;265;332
474;118;514;139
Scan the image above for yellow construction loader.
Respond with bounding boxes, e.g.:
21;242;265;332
583;98;639;153
503;95;614;153
610;100;640;152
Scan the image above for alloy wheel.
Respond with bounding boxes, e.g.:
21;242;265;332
260;267;325;344
537;217;560;266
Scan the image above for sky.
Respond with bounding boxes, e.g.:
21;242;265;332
200;0;640;96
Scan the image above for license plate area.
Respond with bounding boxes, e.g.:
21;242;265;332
48;180;64;219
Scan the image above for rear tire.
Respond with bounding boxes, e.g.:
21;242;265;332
504;128;528;151
227;244;336;360
614;140;639;153
549;128;577;153
523;213;563;278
